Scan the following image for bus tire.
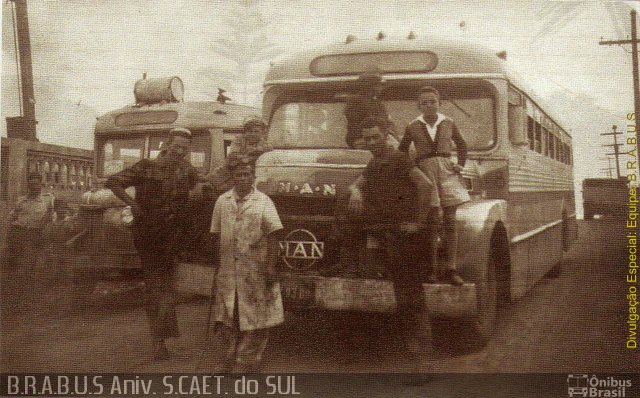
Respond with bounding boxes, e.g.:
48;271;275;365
432;230;509;353
547;218;568;278
470;238;501;346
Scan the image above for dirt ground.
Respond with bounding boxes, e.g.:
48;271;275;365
0;220;636;376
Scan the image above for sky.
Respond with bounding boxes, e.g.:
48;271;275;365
1;0;639;209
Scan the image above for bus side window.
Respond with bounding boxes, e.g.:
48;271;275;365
543;128;549;157
527;117;535;151
534;121;542;154
507;102;528;147
189;132;211;172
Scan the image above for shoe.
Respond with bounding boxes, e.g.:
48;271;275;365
152;340;169;361
443;270;464;286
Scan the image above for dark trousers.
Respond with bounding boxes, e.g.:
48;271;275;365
2;226;43;309
3;225;42;269
386;231;434;360
138;249;179;340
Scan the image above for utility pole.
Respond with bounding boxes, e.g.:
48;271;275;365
602;125;623;179
600;157;615;178
6;0;37;141
600;10;639;165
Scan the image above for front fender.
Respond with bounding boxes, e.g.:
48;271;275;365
456;199;508;282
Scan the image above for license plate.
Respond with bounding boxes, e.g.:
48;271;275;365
280;277;315;308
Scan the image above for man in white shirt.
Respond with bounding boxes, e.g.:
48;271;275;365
205;153;284;373
3;172;53;311
5;172;53;270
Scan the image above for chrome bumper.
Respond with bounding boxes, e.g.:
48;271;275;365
175;263;477;318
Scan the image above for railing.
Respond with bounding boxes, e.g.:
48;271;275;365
0;137;94;204
27;150;94;191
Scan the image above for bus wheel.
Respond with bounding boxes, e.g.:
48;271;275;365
432;235;507;353
471;241;500;345
546;219;567;278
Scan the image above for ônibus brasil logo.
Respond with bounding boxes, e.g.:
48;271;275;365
567;374;632;397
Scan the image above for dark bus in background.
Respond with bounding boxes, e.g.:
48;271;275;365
582;177;628;219
70;77;257;302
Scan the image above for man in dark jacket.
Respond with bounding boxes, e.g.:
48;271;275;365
106;127;199;360
345;115;440;369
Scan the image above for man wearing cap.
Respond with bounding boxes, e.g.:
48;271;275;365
207;116;271;197
106;127;200;360
228;116;271;156
204;153;284;373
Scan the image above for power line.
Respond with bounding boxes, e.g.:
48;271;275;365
602;125;624;179
599;9;640;168
537;73;629;120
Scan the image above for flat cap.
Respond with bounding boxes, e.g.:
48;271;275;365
168;127;192;139
242;115;267;129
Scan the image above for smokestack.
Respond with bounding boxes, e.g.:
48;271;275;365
7;0;37;141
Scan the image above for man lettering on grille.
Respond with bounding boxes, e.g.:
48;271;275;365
106;127;199;360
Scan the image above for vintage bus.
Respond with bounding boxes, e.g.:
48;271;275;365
70;77;257;302
251;34;578;346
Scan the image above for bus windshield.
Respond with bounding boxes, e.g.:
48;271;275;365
268;83;496;150
102;137;145;176
98;131;212;177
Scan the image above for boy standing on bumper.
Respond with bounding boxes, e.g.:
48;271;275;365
400;86;470;286
206;154;284;373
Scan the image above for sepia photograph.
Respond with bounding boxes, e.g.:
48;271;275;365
0;0;638;396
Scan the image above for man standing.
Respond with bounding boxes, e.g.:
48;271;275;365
106;127;199;360
4;172;53;308
399;86;470;285
206;153;284;373
6;172;53;267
